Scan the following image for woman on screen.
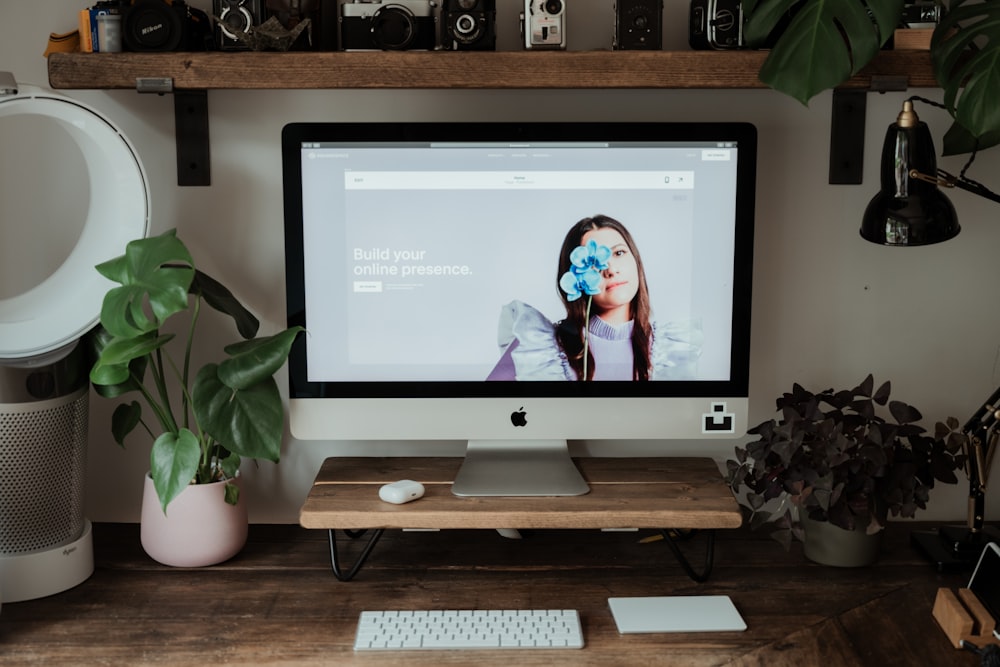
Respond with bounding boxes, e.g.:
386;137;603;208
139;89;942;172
486;214;703;381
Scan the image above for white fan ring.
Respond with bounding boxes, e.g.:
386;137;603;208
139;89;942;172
0;85;149;361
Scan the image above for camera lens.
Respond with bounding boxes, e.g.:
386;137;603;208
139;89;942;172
543;0;562;15
455;14;477;35
220;6;253;39
123;0;184;51
633;14;649;29
452;12;483;42
371;5;417;50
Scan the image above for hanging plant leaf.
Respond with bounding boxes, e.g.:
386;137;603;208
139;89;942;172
931;0;1000;154
745;0;904;105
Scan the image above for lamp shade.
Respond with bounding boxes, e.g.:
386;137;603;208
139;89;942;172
860;101;959;246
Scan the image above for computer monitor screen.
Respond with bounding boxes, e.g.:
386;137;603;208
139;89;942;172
282;121;756;496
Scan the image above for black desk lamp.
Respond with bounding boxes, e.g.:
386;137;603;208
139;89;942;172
911;385;1000;571
860;99;959;245
860;97;1000;247
862;98;1000;568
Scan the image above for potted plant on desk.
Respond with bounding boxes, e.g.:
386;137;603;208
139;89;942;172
87;229;303;567
725;375;966;566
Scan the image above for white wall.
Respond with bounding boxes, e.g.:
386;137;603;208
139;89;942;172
4;0;1000;525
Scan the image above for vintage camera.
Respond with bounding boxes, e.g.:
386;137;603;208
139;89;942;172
339;0;437;51
689;0;801;50
521;0;565;50
901;1;942;28
614;0;662;50
122;0;214;51
214;0;267;49
689;0;742;50
442;0;496;51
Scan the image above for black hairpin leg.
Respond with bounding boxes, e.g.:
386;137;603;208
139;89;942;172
659;529;715;583
327;528;385;582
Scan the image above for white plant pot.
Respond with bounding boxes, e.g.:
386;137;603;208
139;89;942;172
140;473;248;567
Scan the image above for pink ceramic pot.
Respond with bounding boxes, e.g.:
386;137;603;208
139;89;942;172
140;473;248;567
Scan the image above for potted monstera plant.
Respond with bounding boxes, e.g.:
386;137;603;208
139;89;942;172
744;0;1000;156
725;375;966;566
87;229;303;566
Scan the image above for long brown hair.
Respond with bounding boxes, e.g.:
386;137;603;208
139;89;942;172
555;215;652;381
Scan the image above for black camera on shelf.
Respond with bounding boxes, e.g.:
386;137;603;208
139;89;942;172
689;0;742;50
122;0;214;51
213;0;267;50
339;0;437;51
614;0;662;51
901;0;943;27
442;0;496;51
689;0;798;50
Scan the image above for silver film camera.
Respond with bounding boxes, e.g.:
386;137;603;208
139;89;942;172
340;0;437;50
521;0;565;50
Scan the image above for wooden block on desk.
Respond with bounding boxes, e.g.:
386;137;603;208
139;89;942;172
932;587;1000;649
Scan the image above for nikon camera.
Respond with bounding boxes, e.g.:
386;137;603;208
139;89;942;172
340;0;437;50
521;0;565;50
442;0;496;51
122;0;214;51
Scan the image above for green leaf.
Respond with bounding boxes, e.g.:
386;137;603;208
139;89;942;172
111;401;142;447
218;326;304;390
89;332;174;387
192;364;283;462
85;325;150;396
224;482;240;506
219;452;241;480
150;429;201;514
748;0;904;105
191;270;260;340
932;0;1000;152
96;229;195;340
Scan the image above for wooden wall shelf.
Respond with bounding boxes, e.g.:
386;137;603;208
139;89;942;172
47;49;937;91
44;50;938;186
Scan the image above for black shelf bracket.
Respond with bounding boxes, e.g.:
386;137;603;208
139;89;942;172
829;75;908;185
136;77;211;187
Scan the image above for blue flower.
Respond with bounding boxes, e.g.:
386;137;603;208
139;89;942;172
560;267;601;301
569;240;611;273
560;240;611;301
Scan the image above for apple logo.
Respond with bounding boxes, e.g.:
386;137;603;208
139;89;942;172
510;407;527;427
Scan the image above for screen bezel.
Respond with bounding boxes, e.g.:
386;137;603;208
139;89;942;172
282;121;756;404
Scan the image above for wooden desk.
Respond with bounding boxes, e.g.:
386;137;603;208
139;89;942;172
0;522;976;666
300;457;744;581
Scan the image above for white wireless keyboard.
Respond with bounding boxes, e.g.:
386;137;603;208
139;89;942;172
354;609;584;650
